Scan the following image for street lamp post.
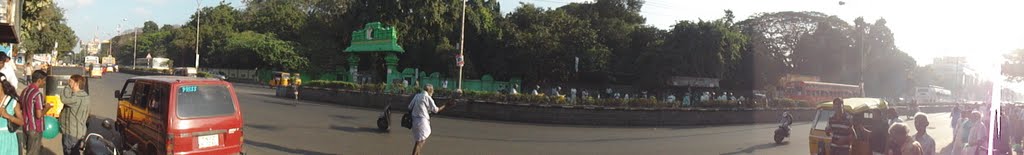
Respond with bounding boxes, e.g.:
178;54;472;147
839;1;868;97
195;0;201;68
456;0;466;91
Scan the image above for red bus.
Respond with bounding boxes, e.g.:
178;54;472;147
783;81;862;105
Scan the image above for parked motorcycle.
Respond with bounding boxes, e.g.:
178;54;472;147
78;119;137;155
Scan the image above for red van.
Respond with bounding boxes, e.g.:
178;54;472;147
114;76;245;155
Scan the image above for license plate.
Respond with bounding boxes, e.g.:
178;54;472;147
198;134;220;148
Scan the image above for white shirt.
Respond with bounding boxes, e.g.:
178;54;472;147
408;91;438;119
2;60;16;89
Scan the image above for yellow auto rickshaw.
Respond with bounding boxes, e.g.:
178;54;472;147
269;72;291;88
808;98;898;155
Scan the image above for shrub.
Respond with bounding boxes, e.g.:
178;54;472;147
197;72;212;78
306;80;359;90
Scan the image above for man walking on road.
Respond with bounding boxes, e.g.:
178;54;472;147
20;70;50;155
409;84;447;155
888;123;924;155
59;75;90;155
914;113;935;155
826;98;855;155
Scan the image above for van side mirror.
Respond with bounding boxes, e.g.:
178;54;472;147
114;90;121;99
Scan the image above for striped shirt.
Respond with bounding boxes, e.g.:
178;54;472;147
829;116;854;149
19;84;43;132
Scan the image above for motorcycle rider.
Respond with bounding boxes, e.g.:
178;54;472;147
780;111;794;127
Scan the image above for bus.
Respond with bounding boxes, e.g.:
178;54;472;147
783;81;862;105
914;86;953;104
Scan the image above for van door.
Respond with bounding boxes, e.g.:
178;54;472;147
145;85;170;153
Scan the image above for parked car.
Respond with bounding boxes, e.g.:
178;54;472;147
114;76;245;154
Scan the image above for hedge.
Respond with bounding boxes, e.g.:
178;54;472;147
302;80;813;109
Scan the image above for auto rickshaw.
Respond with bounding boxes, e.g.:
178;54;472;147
44;66;89;118
808;98;897;155
269;72;291;88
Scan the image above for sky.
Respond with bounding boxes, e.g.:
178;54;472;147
56;0;1024;90
56;0;244;44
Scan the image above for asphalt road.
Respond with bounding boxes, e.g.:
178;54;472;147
35;72;960;155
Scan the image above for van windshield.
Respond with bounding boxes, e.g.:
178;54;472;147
176;85;236;118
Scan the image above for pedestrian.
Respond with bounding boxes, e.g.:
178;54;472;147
0;53;15;89
409;84;448;155
952;104;961;130
19;70;50;155
826;98;856;155
955;111;984;155
509;85;518;95
0;74;23;154
532;85;540;96
913;113;935;155
888;123;924;155
59;75;90;155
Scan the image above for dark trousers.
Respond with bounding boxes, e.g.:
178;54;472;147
25;131;41;155
63;134;81;155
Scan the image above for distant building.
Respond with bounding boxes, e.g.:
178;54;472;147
81;38;103;55
930;56;986;101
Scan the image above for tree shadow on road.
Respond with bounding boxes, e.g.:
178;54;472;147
719;143;785;155
245;124;283;131
330;114;358;120
244;140;338;155
261;100;299;106
328;124;385;134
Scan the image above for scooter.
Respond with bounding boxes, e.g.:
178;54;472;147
78;119;137;155
774;125;790;144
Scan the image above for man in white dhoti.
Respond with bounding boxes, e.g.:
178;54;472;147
409;84;447;155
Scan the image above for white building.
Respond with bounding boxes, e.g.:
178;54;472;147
930;57;986;101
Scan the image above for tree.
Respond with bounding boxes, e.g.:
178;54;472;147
1004;49;1024;82
160;24;175;31
143;21;159;33
222;31;308;70
19;0;78;54
242;0;306;41
791;21;855;83
736;11;846;89
635;11;747;89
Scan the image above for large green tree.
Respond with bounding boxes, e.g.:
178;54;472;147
635;11;747;89
1004;49;1024;82
19;0;78;55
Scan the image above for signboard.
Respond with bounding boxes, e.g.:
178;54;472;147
455;54;464;67
84;56;99;65
101;56;116;65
